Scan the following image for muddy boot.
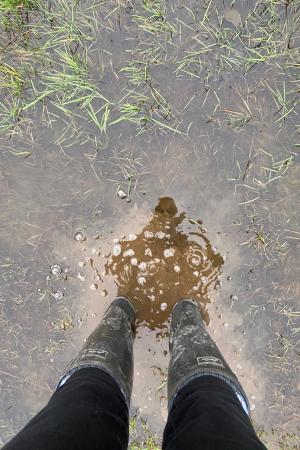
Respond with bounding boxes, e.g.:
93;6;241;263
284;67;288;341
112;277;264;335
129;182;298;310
57;297;135;408
168;299;249;414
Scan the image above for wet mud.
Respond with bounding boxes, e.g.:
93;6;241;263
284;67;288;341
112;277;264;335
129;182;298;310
0;0;299;448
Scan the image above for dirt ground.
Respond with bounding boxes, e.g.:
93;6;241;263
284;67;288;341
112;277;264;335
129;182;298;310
0;0;299;448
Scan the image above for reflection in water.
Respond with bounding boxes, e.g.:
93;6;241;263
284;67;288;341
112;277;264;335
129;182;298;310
106;197;223;329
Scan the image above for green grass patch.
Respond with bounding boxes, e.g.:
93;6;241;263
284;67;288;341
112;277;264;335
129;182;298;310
129;417;160;450
0;0;38;12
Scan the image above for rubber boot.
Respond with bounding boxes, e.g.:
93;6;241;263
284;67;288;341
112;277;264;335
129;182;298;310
57;297;135;408
168;299;249;414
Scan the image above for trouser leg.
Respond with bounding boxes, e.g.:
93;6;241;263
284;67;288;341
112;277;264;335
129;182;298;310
3;368;129;450
163;375;266;450
3;297;135;450
165;300;266;450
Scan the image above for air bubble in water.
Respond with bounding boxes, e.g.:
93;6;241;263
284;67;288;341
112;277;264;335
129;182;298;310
123;249;135;257
113;245;122;257
137;276;146;286
54;291;64;300
138;262;147;271
74;232;84;242
145;248;152;257
130;258;138;266
164;248;175;258
50;264;62;276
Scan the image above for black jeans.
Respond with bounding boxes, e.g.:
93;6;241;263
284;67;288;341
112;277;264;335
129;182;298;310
3;368;266;450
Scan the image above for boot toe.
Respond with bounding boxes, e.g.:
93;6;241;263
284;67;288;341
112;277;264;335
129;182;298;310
171;299;199;321
111;297;136;325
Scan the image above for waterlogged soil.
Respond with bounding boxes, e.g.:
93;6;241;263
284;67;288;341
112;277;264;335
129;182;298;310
0;0;299;448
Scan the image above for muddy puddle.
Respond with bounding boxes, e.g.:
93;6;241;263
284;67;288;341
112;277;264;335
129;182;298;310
0;0;299;448
105;197;223;329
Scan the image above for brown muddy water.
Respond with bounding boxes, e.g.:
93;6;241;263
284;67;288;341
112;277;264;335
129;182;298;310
106;197;223;328
0;0;299;448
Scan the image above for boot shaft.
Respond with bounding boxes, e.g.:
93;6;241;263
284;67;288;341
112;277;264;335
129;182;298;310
168;299;249;414
58;297;135;408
